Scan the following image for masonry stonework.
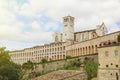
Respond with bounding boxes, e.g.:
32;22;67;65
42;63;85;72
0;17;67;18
98;44;120;80
62;16;74;42
9;15;120;65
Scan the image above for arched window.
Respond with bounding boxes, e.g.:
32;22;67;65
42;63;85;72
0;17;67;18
92;46;94;53
95;45;97;53
86;47;87;54
89;46;91;54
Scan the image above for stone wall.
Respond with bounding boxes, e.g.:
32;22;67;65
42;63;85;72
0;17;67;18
64;71;87;80
66;31;120;57
34;70;87;80
34;54;98;73
98;69;120;80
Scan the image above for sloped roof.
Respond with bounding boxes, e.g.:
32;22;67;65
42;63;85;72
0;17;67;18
74;29;96;34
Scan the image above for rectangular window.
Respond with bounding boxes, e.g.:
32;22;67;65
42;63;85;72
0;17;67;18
80;33;84;41
74;34;76;41
105;51;109;57
114;50;118;56
89;32;91;39
64;25;67;27
82;34;84;41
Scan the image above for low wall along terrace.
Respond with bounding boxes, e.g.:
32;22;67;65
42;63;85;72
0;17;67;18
34;54;98;73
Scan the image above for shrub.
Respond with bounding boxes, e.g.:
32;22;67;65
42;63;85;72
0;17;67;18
66;56;72;59
22;61;34;70
41;59;48;64
85;61;98;80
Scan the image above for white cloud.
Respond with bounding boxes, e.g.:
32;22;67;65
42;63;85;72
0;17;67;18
44;22;60;31
0;1;24;41
0;0;120;50
31;21;41;31
17;0;120;32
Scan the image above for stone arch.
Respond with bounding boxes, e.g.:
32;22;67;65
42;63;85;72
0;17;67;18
52;48;54;51
52;56;54;60
80;48;82;55
86;47;87;55
76;48;78;56
75;49;77;56
99;44;102;47
60;47;62;51
78;48;80;56
57;55;59;59
88;46;91;54
83;47;85;55
72;49;74;57
55;48;56;52
73;49;75;57
63;55;65;59
103;42;106;46
95;45;97;53
92;45;94;53
60;55;62;59
63;46;65;50
108;40;112;45
75;48;77;56
55;36;58;42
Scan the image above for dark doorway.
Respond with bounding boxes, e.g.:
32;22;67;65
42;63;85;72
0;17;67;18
116;72;118;80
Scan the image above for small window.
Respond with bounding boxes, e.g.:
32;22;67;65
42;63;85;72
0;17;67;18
106;65;109;67
64;19;67;22
105;51;109;57
111;63;113;65
116;65;118;67
115;50;118;56
64;25;67;27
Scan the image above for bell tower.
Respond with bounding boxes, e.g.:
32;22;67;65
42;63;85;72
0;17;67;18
62;16;74;42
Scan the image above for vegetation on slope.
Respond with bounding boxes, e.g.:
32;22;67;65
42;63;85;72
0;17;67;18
85;61;98;80
22;54;98;80
0;47;23;80
22;61;34;70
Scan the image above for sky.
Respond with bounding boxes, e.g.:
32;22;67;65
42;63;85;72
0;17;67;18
0;0;120;50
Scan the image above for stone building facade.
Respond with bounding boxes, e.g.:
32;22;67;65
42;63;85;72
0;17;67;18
74;22;108;42
10;42;66;65
66;31;120;57
98;44;120;80
9;15;120;65
53;16;75;42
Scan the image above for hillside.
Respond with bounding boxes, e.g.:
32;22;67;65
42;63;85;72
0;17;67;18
34;70;87;80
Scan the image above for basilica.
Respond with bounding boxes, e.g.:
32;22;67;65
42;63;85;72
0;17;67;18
9;16;120;65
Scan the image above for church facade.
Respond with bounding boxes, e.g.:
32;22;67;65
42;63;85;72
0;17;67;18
9;16;120;65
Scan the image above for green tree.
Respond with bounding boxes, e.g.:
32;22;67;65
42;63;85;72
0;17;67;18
63;60;81;70
41;58;48;64
85;61;98;80
0;47;23;80
66;56;72;59
22;61;34;70
0;47;10;63
41;59;48;73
